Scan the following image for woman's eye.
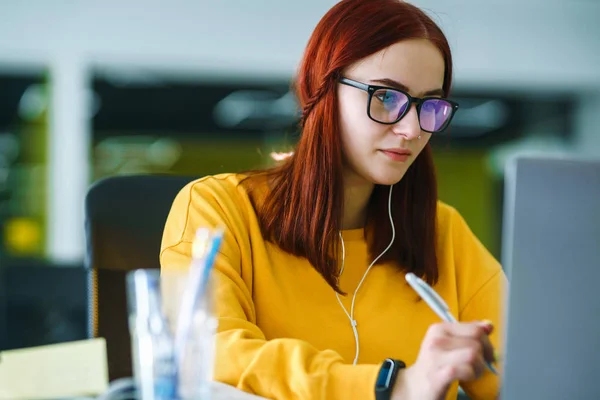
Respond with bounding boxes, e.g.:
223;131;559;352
376;92;396;103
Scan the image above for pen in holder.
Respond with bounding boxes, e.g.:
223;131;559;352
126;227;223;400
127;269;177;400
174;228;223;400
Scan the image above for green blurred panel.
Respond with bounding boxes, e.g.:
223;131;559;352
172;137;273;176
4;81;50;259
434;149;499;257
92;135;281;181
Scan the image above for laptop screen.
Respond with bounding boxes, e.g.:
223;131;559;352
501;157;600;399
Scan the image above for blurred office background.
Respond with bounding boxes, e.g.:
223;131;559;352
0;0;599;350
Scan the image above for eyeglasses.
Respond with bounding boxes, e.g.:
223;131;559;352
339;77;459;133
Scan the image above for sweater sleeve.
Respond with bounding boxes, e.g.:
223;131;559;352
160;177;380;399
448;207;508;400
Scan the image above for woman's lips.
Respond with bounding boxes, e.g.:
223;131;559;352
379;148;412;162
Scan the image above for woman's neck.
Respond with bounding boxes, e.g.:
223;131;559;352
341;170;375;230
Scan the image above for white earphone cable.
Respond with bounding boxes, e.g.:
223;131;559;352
335;184;396;365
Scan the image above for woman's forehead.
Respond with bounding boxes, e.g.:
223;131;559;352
346;39;445;96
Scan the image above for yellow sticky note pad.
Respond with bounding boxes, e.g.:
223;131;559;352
0;338;109;400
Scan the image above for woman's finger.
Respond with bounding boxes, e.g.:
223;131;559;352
444;321;487;339
478;330;496;364
438;362;479;383
443;321;497;364
439;347;486;381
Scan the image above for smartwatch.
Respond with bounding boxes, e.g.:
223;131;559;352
375;358;406;400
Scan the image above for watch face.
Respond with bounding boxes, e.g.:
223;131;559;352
375;359;395;390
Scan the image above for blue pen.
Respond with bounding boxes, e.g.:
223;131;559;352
405;272;498;375
173;227;224;395
199;230;224;297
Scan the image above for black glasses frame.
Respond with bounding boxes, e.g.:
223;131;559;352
339;77;459;133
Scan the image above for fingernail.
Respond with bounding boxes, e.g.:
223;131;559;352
479;319;494;334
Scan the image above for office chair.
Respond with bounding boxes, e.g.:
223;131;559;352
84;174;196;381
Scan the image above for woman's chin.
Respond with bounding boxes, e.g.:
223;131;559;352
369;170;408;186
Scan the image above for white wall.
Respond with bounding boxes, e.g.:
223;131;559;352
0;0;599;90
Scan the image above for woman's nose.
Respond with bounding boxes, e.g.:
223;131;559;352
391;104;421;140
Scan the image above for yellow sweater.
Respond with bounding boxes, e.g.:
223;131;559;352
160;173;507;400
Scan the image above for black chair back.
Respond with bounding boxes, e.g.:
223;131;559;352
85;174;195;380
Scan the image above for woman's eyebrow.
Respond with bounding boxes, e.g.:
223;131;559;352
371;78;444;97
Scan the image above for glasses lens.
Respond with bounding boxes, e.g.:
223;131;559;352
419;99;454;132
370;89;409;123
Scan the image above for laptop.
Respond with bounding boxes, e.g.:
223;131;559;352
501;156;600;399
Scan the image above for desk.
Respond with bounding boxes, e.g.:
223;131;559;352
95;380;268;400
92;380;268;400
211;381;268;399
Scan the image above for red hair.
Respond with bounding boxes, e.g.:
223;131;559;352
245;0;452;292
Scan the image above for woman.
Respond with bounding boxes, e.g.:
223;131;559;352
161;0;507;399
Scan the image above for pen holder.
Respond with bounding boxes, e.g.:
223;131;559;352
164;268;217;400
127;268;217;400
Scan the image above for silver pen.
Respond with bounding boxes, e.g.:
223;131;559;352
405;272;498;375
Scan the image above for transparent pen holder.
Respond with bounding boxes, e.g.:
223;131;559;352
127;269;217;400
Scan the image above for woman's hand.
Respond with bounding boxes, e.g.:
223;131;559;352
391;321;495;400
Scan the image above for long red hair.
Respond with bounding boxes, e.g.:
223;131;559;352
245;0;453;292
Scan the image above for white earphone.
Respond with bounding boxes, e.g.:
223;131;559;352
336;184;396;365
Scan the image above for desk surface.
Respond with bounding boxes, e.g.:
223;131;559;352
212;381;268;399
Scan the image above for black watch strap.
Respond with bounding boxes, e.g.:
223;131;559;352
375;358;406;400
